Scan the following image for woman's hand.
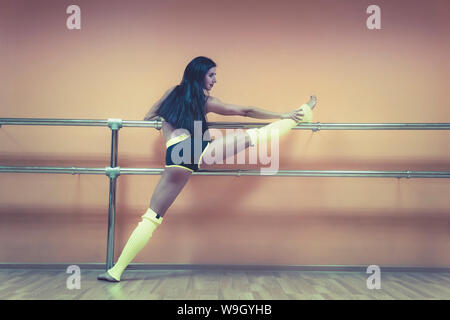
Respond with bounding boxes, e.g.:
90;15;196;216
281;109;305;122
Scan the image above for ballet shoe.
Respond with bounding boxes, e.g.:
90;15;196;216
97;271;120;282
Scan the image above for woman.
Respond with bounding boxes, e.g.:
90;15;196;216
98;56;317;282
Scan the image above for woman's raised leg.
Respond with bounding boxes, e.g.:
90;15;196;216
199;96;317;169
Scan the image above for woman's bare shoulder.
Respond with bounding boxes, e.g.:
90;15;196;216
205;95;221;105
205;96;219;112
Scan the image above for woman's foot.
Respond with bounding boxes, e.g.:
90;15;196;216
97;271;120;282
306;95;317;110
293;96;316;123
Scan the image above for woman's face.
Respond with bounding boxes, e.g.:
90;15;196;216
203;67;217;91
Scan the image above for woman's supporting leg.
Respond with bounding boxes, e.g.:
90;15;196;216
148;166;193;217
102;207;162;282
98;167;192;282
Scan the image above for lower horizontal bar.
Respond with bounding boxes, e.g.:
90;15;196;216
0;166;450;178
0;166;107;175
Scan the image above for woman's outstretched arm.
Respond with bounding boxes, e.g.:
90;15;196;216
205;96;305;122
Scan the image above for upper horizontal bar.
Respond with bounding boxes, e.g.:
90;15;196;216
1;166;449;178
0;118;162;129
1;118;450;130
208;122;450;130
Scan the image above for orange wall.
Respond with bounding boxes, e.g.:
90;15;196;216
1;0;449;267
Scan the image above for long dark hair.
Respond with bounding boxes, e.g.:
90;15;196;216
157;56;216;139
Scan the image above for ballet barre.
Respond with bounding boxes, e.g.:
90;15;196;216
1;117;449;269
2;118;450;130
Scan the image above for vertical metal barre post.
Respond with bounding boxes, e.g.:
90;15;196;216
105;119;122;270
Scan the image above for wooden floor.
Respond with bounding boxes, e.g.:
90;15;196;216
0;268;448;300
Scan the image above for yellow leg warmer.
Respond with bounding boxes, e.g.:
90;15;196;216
246;104;313;146
106;208;163;281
